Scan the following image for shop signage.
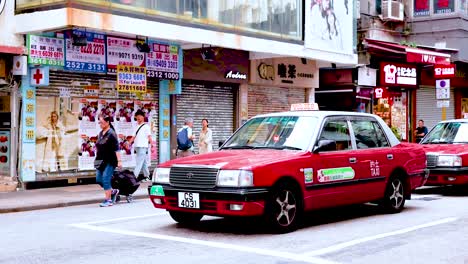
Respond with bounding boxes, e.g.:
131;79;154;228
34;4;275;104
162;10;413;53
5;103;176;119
27;35;64;66
380;62;417;87
116;65;147;93
225;71;247;80
64;30;106;73
13;56;28;76
84;85;100;98
251;58;318;88
146;41;180;80
434;64;456;78
29;66;49;87
406;49;450;65
20;84;36;181
374;87;385;99
107;36;146;74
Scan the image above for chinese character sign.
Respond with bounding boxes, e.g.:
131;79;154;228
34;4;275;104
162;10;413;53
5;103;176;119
65;30;107;73
27;35;65;66
117;65;147;93
146;41;180;80
107;37;146;74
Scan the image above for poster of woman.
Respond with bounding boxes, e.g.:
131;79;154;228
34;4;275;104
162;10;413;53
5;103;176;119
36;97;80;173
116;100;137;135
305;0;353;55
78;99;99;135
118;134;136;168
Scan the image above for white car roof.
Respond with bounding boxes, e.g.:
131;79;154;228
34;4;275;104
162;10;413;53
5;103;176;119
254;110;379;119
435;119;468;123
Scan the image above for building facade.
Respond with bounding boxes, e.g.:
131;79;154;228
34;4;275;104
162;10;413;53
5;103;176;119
9;0;358;186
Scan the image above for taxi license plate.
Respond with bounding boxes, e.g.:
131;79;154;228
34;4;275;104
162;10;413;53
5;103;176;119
178;192;200;209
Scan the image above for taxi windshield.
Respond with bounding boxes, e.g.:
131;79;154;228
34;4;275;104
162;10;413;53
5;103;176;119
421;122;468;144
221;116;318;151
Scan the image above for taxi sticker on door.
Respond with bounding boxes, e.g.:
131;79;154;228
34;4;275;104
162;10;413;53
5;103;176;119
303;168;313;184
318;167;355;183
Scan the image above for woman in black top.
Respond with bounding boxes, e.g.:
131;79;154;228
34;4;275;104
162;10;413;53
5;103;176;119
95;115;122;207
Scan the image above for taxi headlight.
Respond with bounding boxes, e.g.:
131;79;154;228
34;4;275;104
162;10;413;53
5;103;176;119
217;170;253;187
437;155;462;167
153;168;170;184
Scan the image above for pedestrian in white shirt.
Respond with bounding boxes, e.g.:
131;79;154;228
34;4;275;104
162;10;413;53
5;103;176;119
198;119;213;154
129;109;152;181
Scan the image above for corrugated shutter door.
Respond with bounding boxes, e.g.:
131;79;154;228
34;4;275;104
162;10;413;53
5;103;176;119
177;81;235;152
416;86;455;131
248;86;306;118
38;70;159;166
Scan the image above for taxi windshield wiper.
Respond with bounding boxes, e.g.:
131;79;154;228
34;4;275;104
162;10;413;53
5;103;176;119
220;145;255;150
252;146;303;151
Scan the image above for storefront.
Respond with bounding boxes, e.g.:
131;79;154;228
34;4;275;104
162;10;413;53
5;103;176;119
365;39;452;142
178;48;249;155
249;57;318;117
19;31;183;183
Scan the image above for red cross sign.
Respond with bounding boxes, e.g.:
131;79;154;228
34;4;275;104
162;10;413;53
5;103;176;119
30;66;49;87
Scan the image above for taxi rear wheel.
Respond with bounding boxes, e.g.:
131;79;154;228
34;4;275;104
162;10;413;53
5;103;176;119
265;182;302;233
381;177;406;213
169;211;203;225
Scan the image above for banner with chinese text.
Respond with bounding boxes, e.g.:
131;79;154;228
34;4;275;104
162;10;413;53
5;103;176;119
27;35;64;66
146;41;180;80
64;30;106;73
107;36;146;74
117;65;147;93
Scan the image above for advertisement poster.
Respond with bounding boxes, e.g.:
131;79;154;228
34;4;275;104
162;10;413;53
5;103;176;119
78;99;99;134
434;0;455;14
304;0;354;55
116;65;147;93
35;97;80;173
137;101;157;162
97;99;117;124
147;42;180;80
116;100;136;135
0;131;10;177
64;30;106;73
414;0;430;16
27;35;65;66
118;134;135;168
107;36;146;74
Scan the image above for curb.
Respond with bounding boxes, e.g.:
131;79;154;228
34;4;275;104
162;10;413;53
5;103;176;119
0;193;149;214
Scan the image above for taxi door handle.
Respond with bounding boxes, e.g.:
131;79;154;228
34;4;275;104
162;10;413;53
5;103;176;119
349;157;357;164
387;154;394;160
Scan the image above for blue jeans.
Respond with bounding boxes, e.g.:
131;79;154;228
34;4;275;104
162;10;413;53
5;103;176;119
134;147;150;178
96;163;115;191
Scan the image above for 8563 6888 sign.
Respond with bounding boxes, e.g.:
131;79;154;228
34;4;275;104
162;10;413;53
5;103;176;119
65;30;107;73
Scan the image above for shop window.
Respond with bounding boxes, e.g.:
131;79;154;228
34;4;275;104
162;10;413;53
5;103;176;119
414;0;431;16
413;0;459;16
319;120;352;151
434;0;455;14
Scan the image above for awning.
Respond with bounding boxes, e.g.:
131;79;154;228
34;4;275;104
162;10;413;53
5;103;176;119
365;39;451;65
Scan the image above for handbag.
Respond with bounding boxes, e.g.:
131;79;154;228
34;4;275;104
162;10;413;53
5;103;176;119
94;159;107;171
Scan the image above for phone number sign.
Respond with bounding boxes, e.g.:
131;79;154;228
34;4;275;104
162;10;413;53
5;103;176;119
107;37;146;74
65;30;107;73
117;65;147;93
146;42;180;80
27;35;65;66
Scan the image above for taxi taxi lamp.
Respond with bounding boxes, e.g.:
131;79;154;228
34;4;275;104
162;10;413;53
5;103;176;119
291;103;319;111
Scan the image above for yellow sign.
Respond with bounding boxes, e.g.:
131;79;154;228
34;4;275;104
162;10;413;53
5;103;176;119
116;65;147;93
26;130;35;140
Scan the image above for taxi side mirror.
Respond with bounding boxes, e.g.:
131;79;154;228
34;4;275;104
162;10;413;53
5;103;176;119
219;140;225;148
313;139;336;153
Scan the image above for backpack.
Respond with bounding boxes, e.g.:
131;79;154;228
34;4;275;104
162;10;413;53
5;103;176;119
177;128;193;151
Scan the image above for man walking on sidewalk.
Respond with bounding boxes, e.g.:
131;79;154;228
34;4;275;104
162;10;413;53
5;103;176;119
129;109;152;182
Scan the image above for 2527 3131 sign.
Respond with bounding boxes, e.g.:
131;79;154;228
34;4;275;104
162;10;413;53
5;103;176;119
65;30;107;73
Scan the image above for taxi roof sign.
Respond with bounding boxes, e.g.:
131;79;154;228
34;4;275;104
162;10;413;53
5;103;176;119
290;103;319;111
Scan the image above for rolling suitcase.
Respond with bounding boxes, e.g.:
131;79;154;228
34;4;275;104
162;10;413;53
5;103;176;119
112;169;140;203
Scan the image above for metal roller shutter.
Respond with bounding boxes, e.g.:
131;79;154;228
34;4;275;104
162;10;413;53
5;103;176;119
177;81;236;152
416;86;455;131
35;70;159;178
248;86;306;118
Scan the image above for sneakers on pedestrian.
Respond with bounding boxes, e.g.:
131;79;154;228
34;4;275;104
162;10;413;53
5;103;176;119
99;200;113;207
111;189;120;203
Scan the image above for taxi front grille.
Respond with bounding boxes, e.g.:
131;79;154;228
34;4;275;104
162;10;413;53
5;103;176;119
169;166;218;189
426;154;438;168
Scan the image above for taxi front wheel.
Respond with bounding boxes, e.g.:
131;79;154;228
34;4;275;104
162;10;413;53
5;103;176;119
169;211;204;225
265;182;302;233
380;177;406;213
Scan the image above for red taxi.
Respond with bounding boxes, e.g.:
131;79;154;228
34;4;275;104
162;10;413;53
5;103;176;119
149;104;428;233
420;119;468;185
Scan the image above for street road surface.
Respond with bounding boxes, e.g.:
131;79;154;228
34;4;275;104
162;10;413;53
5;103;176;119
1;186;468;264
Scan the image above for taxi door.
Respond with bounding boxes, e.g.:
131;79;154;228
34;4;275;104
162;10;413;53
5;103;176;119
307;117;362;209
348;117;393;202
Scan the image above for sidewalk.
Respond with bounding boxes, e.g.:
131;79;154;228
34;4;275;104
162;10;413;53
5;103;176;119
0;182;151;213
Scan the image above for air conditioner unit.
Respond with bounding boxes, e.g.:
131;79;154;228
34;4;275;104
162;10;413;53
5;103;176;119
382;0;404;21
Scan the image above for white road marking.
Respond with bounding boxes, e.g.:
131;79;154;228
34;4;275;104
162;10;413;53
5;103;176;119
70;212;168;225
70;222;340;264
302;217;458;257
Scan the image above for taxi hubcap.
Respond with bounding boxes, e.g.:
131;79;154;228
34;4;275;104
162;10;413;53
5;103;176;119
389;179;404;208
275;190;297;226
